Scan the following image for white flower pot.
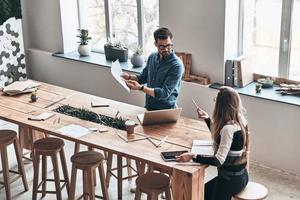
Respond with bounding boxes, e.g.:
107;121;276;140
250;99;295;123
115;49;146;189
78;44;91;56
131;54;144;67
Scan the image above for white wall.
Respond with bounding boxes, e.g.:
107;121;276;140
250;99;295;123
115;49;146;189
22;0;300;175
160;0;226;83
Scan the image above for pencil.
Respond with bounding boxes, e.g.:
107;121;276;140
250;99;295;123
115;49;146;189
147;137;158;147
192;99;199;109
157;136;168;147
117;133;128;142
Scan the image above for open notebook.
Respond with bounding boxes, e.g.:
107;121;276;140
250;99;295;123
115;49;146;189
191;140;214;156
137;108;182;125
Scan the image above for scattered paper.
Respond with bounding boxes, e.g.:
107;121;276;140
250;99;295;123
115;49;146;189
28;112;55;121
191;140;214;156
111;60;130;93
3;80;41;95
57;124;91;138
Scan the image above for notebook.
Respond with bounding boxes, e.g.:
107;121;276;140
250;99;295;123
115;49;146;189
137;108;182;125
191;140;214;156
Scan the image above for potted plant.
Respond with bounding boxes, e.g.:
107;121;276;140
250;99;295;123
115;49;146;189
77;29;92;56
104;41;128;62
130;46;144;67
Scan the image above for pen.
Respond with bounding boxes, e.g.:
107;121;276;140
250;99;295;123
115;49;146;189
91;103;110;108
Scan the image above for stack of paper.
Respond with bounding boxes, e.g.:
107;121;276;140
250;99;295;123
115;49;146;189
3;80;41;95
191;140;214;156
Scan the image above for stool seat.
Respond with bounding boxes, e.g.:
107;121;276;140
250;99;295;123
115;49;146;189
0;130;17;143
33;137;64;151
71;151;104;166
234;181;268;200
136;172;170;190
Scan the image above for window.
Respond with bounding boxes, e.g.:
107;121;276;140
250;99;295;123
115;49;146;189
241;0;300;81
78;0;159;56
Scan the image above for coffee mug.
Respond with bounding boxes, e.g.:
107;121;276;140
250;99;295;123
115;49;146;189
125;120;136;135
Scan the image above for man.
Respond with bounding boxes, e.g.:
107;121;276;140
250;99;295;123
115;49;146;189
123;27;184;110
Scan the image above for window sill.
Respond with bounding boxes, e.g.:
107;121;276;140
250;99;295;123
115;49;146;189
209;82;300;107
52;51;145;74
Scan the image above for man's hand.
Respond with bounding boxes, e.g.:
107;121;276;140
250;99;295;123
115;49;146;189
121;72;130;80
125;80;142;90
175;152;195;162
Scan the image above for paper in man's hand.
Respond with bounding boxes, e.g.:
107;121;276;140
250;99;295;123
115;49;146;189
111;60;130;93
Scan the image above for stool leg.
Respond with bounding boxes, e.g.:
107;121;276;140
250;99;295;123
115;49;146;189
126;158;132;181
87;168;95;200
41;155;47;197
134;186;142;200
83;171;88;200
13;138;29;191
60;148;70;195
69;164;77;200
32;152;40;200
1;146;11;200
105;152;113;187
88;147;97;186
165;188;172;200
51;153;62;200
152;192;158;200
98;162;109;200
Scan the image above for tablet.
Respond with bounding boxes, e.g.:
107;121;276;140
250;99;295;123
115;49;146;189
161;150;188;161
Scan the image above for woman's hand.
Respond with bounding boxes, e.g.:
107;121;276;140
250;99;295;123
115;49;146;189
196;108;209;120
175;152;195;162
125;80;142;90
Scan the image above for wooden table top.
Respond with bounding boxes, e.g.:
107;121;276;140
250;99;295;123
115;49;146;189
0;80;211;174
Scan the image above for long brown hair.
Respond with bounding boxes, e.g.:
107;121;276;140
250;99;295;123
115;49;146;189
211;86;247;144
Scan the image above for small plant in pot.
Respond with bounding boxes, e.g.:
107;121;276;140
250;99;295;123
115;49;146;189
104;41;128;62
77;29;92;56
131;46;144;67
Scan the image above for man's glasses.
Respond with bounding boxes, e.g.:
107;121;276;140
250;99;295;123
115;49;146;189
158;44;173;50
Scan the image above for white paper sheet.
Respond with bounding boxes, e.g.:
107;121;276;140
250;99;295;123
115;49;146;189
57;124;91;138
111;60;130;93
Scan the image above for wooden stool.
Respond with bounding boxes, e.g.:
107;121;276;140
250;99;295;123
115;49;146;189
233;181;268;200
106;152;139;187
135;172;172;200
69;151;109;200
32;137;70;200
0;130;29;200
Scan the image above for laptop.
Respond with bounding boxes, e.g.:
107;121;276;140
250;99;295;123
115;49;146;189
137;108;182;125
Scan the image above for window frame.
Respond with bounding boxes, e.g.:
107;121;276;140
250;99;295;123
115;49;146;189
77;0;146;53
239;0;296;80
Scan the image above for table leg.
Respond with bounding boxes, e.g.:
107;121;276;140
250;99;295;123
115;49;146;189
171;167;205;200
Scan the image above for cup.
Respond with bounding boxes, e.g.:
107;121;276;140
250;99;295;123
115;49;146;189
125;120;136;135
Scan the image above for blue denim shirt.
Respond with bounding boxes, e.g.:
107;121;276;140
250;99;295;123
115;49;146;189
137;52;184;111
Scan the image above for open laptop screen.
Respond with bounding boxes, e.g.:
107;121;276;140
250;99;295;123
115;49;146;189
137;108;182;125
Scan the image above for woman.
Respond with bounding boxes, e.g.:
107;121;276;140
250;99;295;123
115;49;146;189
176;86;249;200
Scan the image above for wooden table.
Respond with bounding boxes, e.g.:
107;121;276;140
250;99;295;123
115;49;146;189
0;80;211;200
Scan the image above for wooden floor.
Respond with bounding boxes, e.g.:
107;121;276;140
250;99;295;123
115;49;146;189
0;121;300;200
